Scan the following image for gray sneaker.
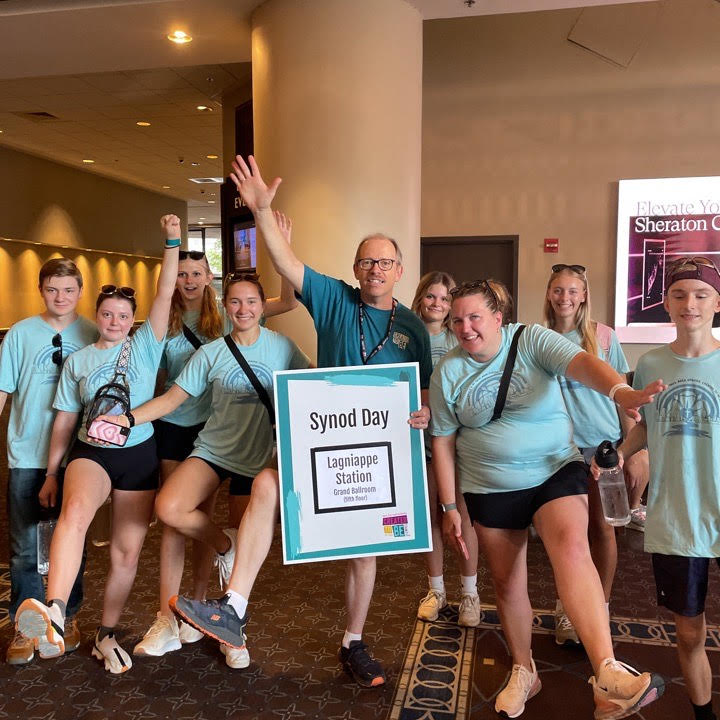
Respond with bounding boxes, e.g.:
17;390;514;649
554;599;581;647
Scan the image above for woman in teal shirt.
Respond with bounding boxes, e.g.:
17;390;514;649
430;280;665;720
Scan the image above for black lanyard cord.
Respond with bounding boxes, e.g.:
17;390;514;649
358;298;397;365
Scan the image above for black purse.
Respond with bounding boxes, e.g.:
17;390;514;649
490;325;525;422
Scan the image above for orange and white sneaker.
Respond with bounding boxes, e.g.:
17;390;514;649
495;657;541;718
590;658;665;719
92;630;132;674
16;599;65;659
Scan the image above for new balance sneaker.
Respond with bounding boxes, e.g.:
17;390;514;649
554;599;581;646
6;631;34;665
133;613;181;656
417;589;447;622
64;618;81;653
629;505;646;533
590;658;664;719
169;594;247;649
220;642;250;669
339;641;386;688
92;630;132;674
179;620;205;644
16;598;65;658
495;657;541;718
458;593;481;627
214;528;237;590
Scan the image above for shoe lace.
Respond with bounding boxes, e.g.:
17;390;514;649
556;611;574;631
145;616;173;639
459;593;479;609
422;589;444;604
508;663;532;690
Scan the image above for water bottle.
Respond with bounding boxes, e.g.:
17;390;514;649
594;440;631;527
37;519;56;575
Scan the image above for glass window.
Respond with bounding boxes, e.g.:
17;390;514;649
188;230;204;253
203;227;222;277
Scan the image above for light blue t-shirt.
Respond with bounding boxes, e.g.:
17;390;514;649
0;315;97;469
430;328;458;367
159;310;232;427
557;327;629;449
430;323;583;493
300;266;432;387
176;327;310;476
53;321;165;448
634;345;720;557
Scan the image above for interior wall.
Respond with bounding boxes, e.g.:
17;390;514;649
421;0;720;367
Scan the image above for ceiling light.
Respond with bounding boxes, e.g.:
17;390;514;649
198;221;204;225
207;200;216;204
206;154;218;159
136;121;151;127
198;217;206;220
189;177;223;184
196;105;212;112
162;185;170;189
191;162;199;166
167;30;192;44
82;159;95;164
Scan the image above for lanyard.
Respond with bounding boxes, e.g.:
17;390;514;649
358;298;397;365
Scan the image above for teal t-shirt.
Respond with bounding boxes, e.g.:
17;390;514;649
430;323;583;493
634;345;720;557
159;310;232;427
557;327;629;449
53;321;165;448
176;327;310;476
300;266;432;387
0;315;97;469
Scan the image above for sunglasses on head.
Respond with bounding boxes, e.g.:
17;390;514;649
552;264;586;275
51;333;62;367
100;285;136;299
667;256;720;276
449;279;500;308
224;271;260;286
179;250;206;261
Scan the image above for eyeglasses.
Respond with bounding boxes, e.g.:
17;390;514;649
51;333;62;367
667;256;720;276
355;258;396;271
100;284;136;299
552;264;586;274
449;279;500;309
179;250;206;261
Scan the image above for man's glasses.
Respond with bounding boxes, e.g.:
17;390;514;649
449;279;500;309
51;333;62;367
667;256;720;276
100;284;136;299
355;258;396;271
552;264;586;275
179;250;206;261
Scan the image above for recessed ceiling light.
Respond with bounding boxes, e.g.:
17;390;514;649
167;30;192;44
206;154;218;159
136;121;151;127
82;159;95;164
198;217;206;220
162;185;170;189
207;200;216;204
191;162;199;166
198;221;204;224
196;105;212;112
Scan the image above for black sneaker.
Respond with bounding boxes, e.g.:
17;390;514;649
169;594;247;649
339;640;386;688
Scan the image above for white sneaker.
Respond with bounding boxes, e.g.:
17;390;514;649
495;657;541;718
214;528;237;590
554;599;581;646
458;592;481;627
179;620;205;644
16;598;65;658
92;630;132;674
417;589;447;621
590;658;664;719
220;642;250;669
133;613;181;656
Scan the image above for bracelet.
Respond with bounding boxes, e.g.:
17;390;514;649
441;502;457;513
45;473;57;478
165;238;181;248
608;382;631;402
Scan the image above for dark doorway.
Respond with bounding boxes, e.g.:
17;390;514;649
420;235;519;321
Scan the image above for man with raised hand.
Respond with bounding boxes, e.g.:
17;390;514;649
172;154;431;687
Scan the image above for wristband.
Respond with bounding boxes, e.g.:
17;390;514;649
125;411;135;428
165;238;181;248
45;473;57;478
608;382;631;402
441;502;457;513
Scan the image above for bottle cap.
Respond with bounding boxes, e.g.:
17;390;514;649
594;440;619;469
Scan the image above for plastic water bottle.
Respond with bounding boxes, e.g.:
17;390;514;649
37;519;56;575
594;440;631;527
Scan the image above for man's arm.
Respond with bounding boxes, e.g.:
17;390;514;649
230;155;304;292
0;390;8;417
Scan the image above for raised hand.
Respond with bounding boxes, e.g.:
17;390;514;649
160;214;181;240
273;210;293;244
614;379;666;422
230;155;282;213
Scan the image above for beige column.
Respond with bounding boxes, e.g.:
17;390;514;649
251;0;423;357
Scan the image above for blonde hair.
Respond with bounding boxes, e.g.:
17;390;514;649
487;278;512;325
543;267;598;356
411;271;456;331
450;278;513;323
168;257;223;340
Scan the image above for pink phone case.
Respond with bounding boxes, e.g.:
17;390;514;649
87;418;129;446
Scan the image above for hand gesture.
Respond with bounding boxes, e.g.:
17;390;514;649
614;379;666;422
273;210;293;244
230;155;282;213
161;214;181;240
38;474;58;509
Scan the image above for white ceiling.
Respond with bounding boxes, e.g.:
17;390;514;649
0;0;659;225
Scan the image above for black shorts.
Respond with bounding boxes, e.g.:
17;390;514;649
68;437;159;492
154;419;205;462
463;461;588;530
652;554;720;617
195;457;254;496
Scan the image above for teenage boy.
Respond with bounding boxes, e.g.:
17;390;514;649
603;256;720;720
0;258;97;664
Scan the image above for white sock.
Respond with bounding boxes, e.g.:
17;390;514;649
428;575;445;593
461;574;478;596
225;590;248;619
342;630;362;649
